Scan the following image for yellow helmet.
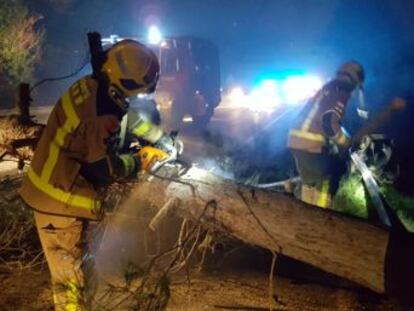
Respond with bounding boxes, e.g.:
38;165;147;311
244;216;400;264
101;40;160;111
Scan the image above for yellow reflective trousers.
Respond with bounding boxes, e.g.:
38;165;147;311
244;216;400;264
34;212;86;311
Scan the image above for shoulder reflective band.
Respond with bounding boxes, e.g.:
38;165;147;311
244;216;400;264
350;152;391;227
131;119;163;143
41;92;80;182
28;167;101;210
289;129;325;142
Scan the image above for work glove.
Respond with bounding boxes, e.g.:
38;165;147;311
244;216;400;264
137;146;169;172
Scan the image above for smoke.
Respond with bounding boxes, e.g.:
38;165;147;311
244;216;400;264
195;158;235;180
84;184;182;309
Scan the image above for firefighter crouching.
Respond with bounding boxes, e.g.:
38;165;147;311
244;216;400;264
287;61;365;208
19;40;176;310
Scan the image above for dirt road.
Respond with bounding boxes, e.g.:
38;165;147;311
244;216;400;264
0;266;400;311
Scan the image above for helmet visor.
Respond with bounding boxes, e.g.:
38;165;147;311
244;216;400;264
119;60;159;95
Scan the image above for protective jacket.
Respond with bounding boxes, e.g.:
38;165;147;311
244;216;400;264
287;79;354;154
20;76;163;220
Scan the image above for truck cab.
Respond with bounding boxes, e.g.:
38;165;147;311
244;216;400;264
150;37;221;129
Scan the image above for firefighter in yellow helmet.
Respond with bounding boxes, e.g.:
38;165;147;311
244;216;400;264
287;61;365;208
19;39;175;310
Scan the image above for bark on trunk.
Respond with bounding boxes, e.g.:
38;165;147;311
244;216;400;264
130;167;413;295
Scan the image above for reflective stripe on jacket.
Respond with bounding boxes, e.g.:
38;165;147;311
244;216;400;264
20;76;121;220
287;79;354;154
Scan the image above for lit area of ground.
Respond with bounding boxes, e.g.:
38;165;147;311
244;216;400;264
0;264;400;311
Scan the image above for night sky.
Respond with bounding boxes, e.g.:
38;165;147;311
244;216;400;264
28;0;414;106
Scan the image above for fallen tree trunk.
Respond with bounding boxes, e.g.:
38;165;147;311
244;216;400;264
130;166;414;297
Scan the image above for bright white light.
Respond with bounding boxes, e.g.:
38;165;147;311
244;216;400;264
261;79;278;91
282;75;322;104
182;115;193;123
228;86;246;106
225;75;322;111
248;79;281;112
148;25;162;44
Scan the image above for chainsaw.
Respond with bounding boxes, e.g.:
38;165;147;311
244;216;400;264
137;132;190;179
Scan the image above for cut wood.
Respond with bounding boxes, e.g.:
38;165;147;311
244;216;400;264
130;166;414;296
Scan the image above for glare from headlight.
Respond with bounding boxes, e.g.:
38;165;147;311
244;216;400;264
282;75;322;104
228;87;246;106
248;79;281;112
148;25;162;44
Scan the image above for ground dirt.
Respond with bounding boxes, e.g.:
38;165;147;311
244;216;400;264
0;264;401;311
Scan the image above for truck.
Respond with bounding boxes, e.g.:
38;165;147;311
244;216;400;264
103;35;221;129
